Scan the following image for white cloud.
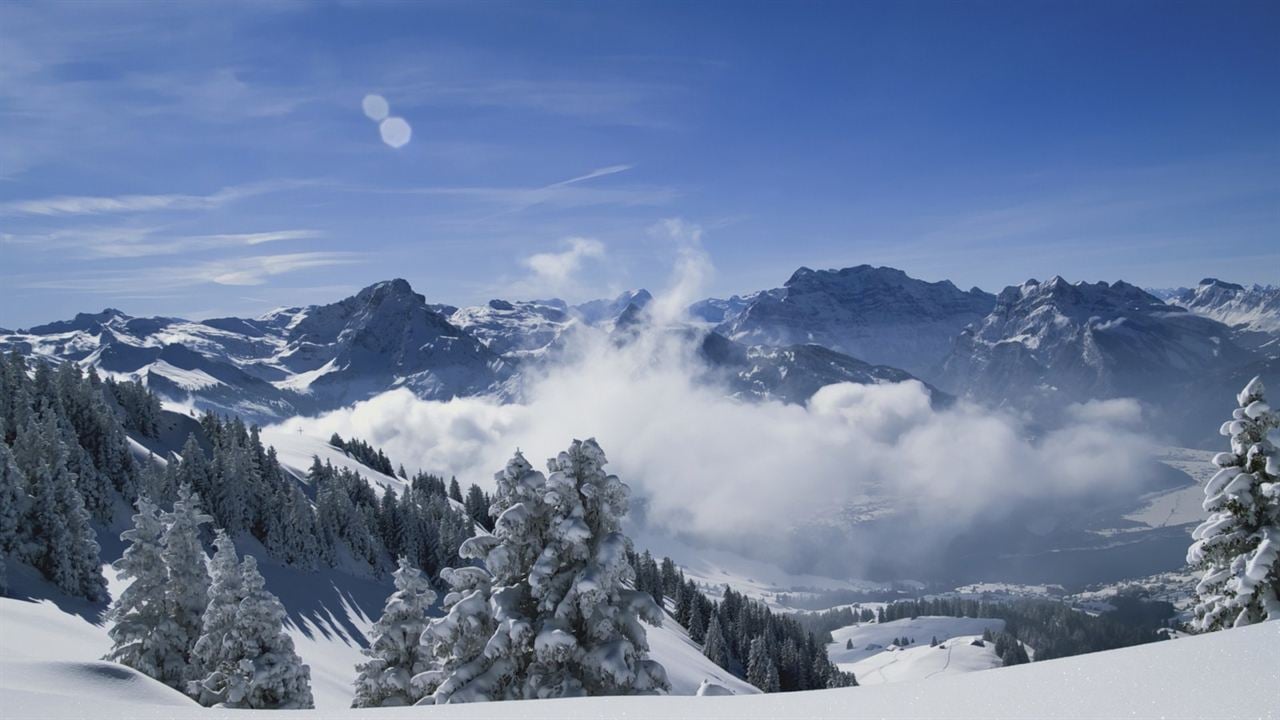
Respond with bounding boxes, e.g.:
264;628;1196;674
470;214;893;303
3;227;320;258
274;242;1157;576
0;180;306;217
522;237;606;291
14;251;360;293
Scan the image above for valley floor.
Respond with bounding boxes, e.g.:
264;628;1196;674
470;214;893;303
1;616;1275;719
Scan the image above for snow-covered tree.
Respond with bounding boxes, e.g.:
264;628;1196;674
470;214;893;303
0;441;25;594
702;611;730;669
746;637;771;690
352;557;439;707
161;484;212;678
105;498;186;687
415;442;667;702
522;439;668;698
1187;375;1280;630
414;452;550;705
414;564;520;704
190;531;245;704
27;449;107;601
195;555;313;708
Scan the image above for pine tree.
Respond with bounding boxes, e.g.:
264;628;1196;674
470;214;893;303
105;498;186;687
1187;376;1280;631
352;557;438;707
413;565;517;704
0;442;26;594
764;661;781;693
197;555;313;708
702;612;730;669
190;531;245;704
414;451;549;704
746;636;771;690
162;484;212;679
27;452;107;601
522;439;668;697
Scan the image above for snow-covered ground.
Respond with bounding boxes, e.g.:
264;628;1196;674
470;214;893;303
841;635;1006;686
259;424;408;497
827;616;1007;669
2;613;1274;719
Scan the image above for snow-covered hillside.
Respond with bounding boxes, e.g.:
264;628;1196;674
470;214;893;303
2;604;1274;719
826;616;1007;669
823;616;1036;687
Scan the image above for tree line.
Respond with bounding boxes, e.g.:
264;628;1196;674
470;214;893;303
628;549;856;693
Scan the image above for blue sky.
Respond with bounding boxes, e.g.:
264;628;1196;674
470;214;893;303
1;0;1276;328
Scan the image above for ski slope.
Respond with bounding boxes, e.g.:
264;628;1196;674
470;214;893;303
1;614;1274;719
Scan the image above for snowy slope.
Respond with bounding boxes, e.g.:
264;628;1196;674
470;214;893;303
2;610;1274;719
259;424;408;497
0;581;752;712
826;616;1007;668
841;635;1006;685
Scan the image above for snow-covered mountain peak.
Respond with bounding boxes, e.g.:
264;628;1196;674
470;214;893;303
1165;278;1280;335
718;264;995;379
26;308;132;335
940;275;1261;443
1002;278;1171;324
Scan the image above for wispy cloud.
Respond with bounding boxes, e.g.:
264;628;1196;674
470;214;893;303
0;180;311;217
2;227;320;258
13;251;362;294
375;164;673;218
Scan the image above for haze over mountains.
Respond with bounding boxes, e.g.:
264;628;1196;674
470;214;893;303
4;265;1275;449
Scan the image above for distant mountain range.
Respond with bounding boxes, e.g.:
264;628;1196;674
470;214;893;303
3;267;1276;446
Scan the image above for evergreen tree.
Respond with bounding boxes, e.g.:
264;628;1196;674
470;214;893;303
1187;376;1280;630
414;565;517;704
190;531;245;704
464;483;491;531
448;477;463;503
161;484;212;679
702;612;730;669
26;451;107;600
352;557;438;707
0;442;26;594
200;556;313;709
522;439;668;697
746;637;771;690
106;499;186;687
414;451;549;704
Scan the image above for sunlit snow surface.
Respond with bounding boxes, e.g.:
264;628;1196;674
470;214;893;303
1;598;1274;719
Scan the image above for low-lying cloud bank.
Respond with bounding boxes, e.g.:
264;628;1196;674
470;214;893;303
272;235;1161;580
274;325;1157;576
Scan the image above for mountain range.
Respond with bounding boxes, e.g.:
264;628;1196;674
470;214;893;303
3;267;1276;446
